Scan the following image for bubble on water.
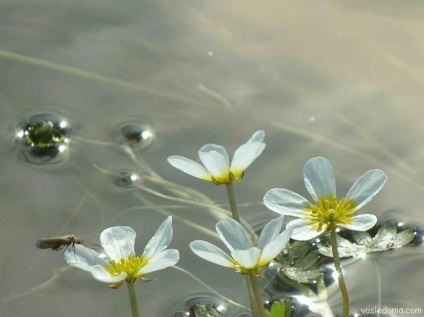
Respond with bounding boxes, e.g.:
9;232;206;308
114;170;142;188
16;110;72;165
164;293;248;317
115;121;155;150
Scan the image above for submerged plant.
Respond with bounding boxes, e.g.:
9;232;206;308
318;223;415;258
263;157;387;317
62;217;179;317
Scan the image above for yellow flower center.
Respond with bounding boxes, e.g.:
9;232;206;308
105;255;148;284
303;195;356;232
209;168;244;185
230;257;268;277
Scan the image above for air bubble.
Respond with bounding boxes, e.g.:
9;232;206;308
115;121;155;150
114;170;141;188
16;110;72;165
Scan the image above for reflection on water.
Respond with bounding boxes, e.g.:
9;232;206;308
1;0;424;316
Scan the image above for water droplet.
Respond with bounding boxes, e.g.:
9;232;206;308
385;242;395;249
16;110;72;165
114;170;141;188
115;121;155;150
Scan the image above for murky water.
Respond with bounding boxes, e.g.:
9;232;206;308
1;1;424;316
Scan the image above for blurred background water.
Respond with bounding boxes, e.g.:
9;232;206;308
1;1;424;316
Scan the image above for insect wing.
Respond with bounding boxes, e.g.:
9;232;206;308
36;235;79;251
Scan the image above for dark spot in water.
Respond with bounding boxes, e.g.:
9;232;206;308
115;121;155;150
114;170;141;188
16;110;71;164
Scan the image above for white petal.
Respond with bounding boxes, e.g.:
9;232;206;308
167;156;211;180
190;241;234;267
142;217;173;258
100;226;136;261
247;130;265;143
339;214;377;231
231;248;261;269
346;169;387;210
304;157;336;201
216;218;252;251
260;228;292;265
63;245;107;271
286;219;324;240
263;188;310;217
231;142;266;172
198;145;229;178
257;216;284;249
91;265;127;283
139;249;179;274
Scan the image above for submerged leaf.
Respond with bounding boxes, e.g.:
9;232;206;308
192;304;221;317
277;241;323;283
318;224;416;258
266;300;289;317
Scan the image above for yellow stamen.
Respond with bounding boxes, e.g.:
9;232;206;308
210;168;245;185
303;195;356;232
105;255;149;284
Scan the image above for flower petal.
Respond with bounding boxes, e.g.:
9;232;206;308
142;217;173;258
339;214;377;231
190;240;234;267
91;265;127;283
303;157;336;201
263;188;311;217
167;156;212;181
216;218;252;251
231;248;261;269
100;226;136;261
346;169;387;210
63;245;107;271
260;228;292;266
257;216;284;249
198;145;229;178
247;130;265;143
231;142;266;172
139;249;180;274
286;219;324;240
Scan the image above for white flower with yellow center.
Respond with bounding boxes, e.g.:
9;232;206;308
190;216;292;277
167;130;266;185
63;217;179;287
263;157;387;241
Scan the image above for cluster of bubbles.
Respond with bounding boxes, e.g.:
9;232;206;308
15;111;156;180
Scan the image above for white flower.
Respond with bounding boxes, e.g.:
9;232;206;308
190;216;292;276
167;130;266;185
263;157;387;241
63;217;179;287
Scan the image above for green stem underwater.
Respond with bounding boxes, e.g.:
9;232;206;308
329;231;350;317
245;275;260;317
225;183;240;222
248;274;267;317
127;282;140;317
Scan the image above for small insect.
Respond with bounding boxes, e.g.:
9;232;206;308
36;235;83;251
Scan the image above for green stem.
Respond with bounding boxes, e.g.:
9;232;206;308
225;183;240;222
245;275;260;317
127;282;140;317
329;231;350;317
248;274;267;317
